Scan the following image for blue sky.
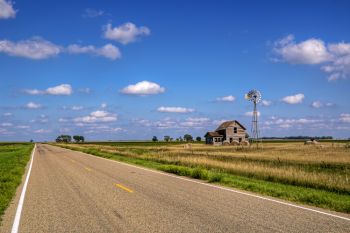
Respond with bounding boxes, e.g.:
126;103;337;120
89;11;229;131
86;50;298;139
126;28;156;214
1;0;350;141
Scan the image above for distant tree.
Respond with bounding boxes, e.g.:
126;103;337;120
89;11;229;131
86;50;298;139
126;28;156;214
152;136;158;142
170;137;174;142
184;134;193;142
196;136;202;142
73;135;80;143
80;136;85;143
164;136;170;142
178;136;183;142
56;135;72;143
30;139;34;143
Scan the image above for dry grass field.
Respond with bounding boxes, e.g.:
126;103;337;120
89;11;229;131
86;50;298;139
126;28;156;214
55;141;350;212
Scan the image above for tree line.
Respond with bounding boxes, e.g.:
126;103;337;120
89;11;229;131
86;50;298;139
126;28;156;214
56;135;85;143
152;134;202;142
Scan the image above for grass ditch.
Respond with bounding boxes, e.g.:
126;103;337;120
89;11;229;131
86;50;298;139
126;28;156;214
0;143;33;222
55;144;350;213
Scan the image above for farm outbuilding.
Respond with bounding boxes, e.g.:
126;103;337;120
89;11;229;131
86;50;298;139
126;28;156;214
204;120;247;145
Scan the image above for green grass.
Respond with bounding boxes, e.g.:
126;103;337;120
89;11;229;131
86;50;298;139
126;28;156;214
55;144;350;213
0;143;33;221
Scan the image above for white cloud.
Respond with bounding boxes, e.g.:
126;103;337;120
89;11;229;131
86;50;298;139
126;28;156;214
180;117;210;127
0;38;61;59
74;110;117;123
101;103;107;108
58;118;68;122
25;102;42;109
216;95;235;102
82;8;104;18
261;100;272;106
273;34;331;64
71;106;83;111
121;81;165;95
46;84;73;95
157;106;194;113
34;129;51;133
25;84;73;96
1;122;12;127
3;112;12;116
282;93;304;104
311;101;323;109
67;43;121;60
16;125;29;129
0;38;120;60
311;101;334;109
78;87;91;94
245;111;261;117
340;113;350;123
0;0;16;19
104;22;151;45
272;35;350;81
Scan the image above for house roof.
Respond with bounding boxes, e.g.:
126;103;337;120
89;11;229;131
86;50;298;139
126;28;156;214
215;120;246;131
204;131;223;137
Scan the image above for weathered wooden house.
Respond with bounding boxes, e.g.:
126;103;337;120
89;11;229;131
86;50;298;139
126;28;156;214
204;120;247;145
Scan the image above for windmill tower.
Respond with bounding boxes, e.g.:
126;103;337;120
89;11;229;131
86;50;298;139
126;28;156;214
245;90;262;146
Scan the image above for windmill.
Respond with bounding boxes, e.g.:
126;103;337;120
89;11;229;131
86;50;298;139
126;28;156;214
245;89;262;146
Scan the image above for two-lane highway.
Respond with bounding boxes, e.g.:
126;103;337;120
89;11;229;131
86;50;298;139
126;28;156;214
1;144;350;232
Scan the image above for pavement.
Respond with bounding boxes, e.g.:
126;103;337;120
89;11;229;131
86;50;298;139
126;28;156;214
1;143;349;233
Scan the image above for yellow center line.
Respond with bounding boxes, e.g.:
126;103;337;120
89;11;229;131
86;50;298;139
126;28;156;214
115;184;134;193
84;167;92;172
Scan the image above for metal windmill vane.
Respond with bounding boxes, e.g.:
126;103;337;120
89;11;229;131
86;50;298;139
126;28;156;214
245;90;262;143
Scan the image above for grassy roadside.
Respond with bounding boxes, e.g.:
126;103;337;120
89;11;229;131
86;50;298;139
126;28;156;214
54;144;350;213
0;143;33;221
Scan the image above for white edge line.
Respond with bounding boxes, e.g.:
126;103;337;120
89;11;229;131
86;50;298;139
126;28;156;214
59;145;350;222
11;144;36;233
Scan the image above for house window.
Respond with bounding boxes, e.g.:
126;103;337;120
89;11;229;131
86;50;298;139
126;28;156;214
234;127;237;133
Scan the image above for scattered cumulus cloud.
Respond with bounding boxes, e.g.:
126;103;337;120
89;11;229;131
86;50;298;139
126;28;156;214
272;35;350;81
74;110;117;123
78;88;91;94
67;44;121;60
0;38;120;60
273;34;331;64
0;0;16;19
101;103;107;108
311;101;334;109
121;81;165;95
24;84;73;96
282;93;304;104
104;22;151;45
1;122;12;127
261;100;272;106
3;112;12;116
245;111;261;117
34;129;51;134
25;102;42;109
339;113;350;123
82;8;104;18
157;106;194;113
0;38;61;59
216;95;235;102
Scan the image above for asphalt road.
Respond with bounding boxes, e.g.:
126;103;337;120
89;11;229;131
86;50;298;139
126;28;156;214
1;144;350;232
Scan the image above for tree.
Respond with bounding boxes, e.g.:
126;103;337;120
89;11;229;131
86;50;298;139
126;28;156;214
73;135;80;143
73;135;85;143
196;136;202;142
56;135;72;143
152;136;158;142
30;139;34;143
164;136;170;142
184;134;193;142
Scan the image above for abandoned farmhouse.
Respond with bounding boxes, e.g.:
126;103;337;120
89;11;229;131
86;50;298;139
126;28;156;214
204;120;248;145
